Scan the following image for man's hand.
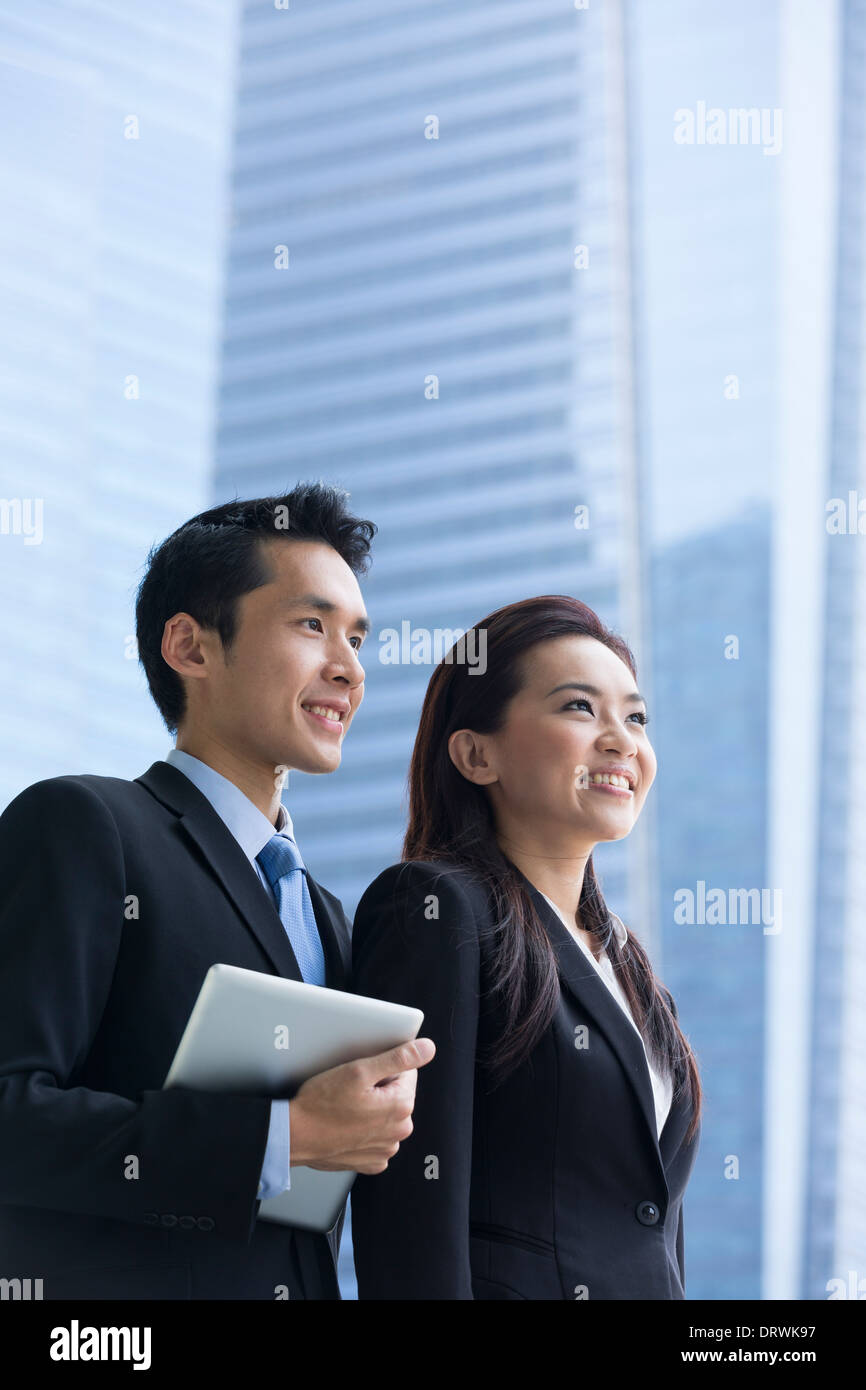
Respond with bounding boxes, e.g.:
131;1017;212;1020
288;1038;435;1173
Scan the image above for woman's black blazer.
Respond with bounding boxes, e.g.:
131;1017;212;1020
350;857;700;1300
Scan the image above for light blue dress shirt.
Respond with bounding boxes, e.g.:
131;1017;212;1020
164;746;316;1202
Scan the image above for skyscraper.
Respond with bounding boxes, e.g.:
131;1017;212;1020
217;0;648;929
622;0;783;1301
216;0;650;1295
805;0;865;1304
0;2;238;798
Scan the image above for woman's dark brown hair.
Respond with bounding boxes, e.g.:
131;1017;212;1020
403;594;702;1144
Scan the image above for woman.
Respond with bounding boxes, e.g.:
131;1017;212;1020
350;596;702;1299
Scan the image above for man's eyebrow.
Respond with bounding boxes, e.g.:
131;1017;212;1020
281;594;371;636
545;681;646;705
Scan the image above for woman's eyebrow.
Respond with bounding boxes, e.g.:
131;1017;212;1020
545;681;646;706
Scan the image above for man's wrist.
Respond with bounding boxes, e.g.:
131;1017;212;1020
287;1098;314;1166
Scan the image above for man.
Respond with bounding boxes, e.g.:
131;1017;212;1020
0;481;434;1300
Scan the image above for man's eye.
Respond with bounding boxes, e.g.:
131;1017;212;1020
302;618;323;632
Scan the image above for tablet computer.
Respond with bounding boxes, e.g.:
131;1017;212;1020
164;963;424;1233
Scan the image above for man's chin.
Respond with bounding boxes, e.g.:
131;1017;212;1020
293;748;342;775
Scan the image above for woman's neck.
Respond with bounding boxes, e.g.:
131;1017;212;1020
495;835;605;958
496;836;590;921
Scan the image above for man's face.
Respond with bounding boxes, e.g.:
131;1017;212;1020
189;538;368;775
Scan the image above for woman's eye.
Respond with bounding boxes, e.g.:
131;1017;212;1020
564;698;648;726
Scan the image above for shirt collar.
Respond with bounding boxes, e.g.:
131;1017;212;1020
607;912;629;947
163;747;298;867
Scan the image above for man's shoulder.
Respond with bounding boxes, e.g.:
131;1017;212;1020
0;769;164;840
4;770;147;809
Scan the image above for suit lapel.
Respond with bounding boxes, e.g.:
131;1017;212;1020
515;869;678;1171
135;761;347;989
657;1080;692;1166
306;874;351;990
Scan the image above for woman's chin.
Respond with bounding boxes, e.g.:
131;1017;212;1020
583;807;635;838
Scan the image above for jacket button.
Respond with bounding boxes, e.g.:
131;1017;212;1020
636;1200;660;1225
160;1214;177;1227
143;1212;159;1226
178;1216;196;1230
196;1216;215;1231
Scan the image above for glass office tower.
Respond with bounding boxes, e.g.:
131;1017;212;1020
626;0;863;1300
216;0;650;1296
805;0;866;1304
0;1;238;798
622;0;783;1300
217;0;648;935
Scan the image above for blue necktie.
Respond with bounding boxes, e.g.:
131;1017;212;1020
256;834;327;987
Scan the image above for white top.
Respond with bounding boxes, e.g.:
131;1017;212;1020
540;892;673;1139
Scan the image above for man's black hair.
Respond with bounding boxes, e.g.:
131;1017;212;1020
134;480;376;734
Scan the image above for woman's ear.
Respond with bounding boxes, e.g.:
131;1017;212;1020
447;728;499;786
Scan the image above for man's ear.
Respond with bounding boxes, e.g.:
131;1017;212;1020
447;729;499;786
161;613;209;680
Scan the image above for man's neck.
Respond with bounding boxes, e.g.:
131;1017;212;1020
174;733;285;825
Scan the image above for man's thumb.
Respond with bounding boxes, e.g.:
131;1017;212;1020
374;1036;436;1080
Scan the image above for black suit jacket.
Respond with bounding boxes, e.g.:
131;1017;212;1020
350;858;700;1300
0;761;352;1300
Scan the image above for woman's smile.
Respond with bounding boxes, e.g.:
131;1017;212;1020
584;778;633;799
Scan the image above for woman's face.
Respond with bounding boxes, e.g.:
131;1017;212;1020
455;634;656;850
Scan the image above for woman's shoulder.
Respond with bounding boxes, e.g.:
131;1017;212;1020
355;856;493;923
